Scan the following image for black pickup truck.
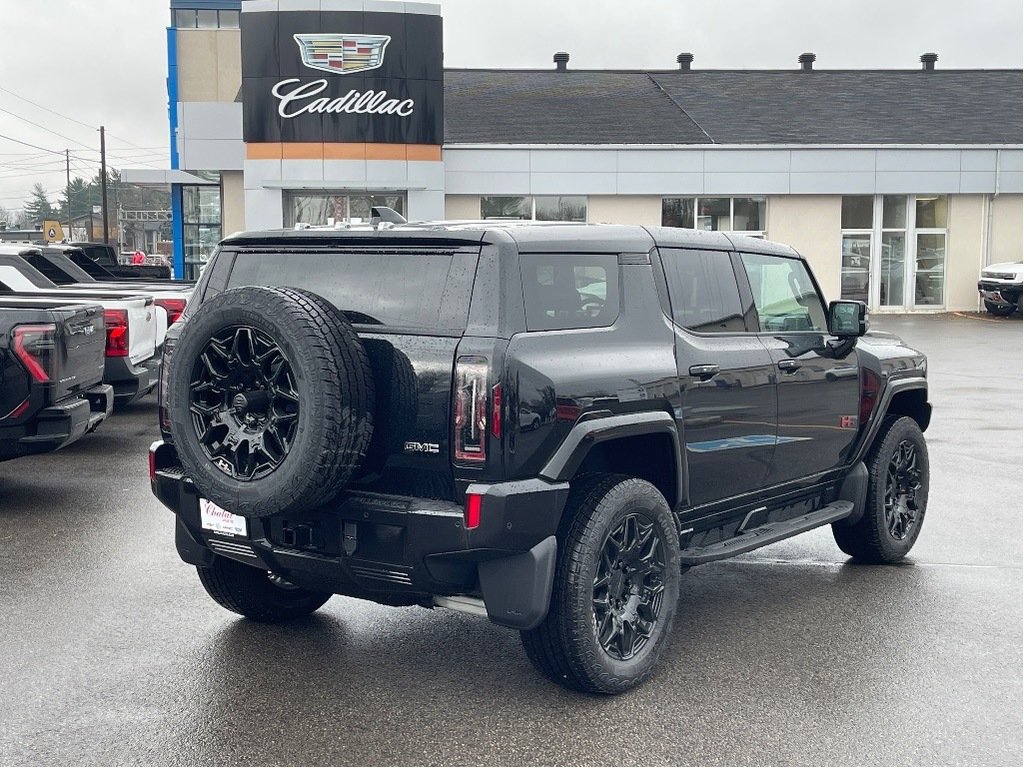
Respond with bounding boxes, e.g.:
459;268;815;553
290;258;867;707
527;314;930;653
70;242;172;280
150;222;932;694
1;297;112;462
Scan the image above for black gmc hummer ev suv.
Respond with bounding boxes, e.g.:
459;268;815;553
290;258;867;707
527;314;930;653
150;221;931;694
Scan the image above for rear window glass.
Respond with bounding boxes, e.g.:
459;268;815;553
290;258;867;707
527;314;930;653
225;250;477;332
520;253;619;331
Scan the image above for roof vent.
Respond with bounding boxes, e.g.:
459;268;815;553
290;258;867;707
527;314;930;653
553;52;570;71
798;52;816;71
920;52;938;71
676;52;694;70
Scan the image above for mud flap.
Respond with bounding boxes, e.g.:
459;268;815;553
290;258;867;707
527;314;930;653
833;461;869;528
478;535;557;630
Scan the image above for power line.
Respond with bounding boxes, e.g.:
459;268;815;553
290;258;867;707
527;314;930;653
0;105;95;150
0;85;156;150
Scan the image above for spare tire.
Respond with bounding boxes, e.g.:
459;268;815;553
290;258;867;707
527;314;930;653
166;286;374;518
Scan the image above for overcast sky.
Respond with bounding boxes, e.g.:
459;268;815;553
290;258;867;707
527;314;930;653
1;0;1021;213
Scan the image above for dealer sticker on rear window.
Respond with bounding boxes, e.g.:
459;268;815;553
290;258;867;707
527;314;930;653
199;499;248;538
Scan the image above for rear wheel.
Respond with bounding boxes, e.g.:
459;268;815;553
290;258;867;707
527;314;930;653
197;556;331;622
520;476;681;694
984;299;1017;317
833;415;929;563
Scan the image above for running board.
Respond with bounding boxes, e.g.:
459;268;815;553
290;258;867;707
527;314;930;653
679;501;854;566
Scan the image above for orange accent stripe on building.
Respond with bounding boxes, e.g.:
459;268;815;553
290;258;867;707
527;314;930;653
246;143;442;162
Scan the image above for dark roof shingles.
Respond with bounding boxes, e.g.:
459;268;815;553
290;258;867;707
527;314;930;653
443;69;1023;145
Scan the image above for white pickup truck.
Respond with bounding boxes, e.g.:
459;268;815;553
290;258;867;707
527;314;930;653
0;251;166;405
978;261;1023;316
20;246;193;327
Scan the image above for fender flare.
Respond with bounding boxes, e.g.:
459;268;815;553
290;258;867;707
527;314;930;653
853;376;931;462
538;411;685;508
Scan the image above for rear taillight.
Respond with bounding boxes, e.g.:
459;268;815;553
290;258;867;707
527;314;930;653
464;493;482;529
491;383;502;438
154;298;186;326
13;323;57;383
104;309;129;358
454;356;489;463
1;398;31;422
860;368;881;426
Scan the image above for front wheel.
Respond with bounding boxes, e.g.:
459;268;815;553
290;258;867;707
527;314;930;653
520;476;681;694
833;415;929;563
197;556;332;622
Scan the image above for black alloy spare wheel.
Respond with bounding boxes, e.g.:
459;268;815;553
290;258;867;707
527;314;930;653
190;325;300;481
167;286;375;518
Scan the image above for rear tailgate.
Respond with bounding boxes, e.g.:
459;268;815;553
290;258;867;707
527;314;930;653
0;299;106;401
217;241;483;496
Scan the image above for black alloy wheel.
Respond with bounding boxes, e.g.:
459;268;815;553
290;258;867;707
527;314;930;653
189;325;300;481
831;415;929;563
884;439;922;541
593;512;667;661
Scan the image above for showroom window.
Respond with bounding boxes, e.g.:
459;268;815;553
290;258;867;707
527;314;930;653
173;9;240;28
480;196;587;222
839;195;948;309
284;192;406;227
661;197;766;236
182;182;221;280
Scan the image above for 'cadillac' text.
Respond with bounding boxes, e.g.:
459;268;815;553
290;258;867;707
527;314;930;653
272;79;415;118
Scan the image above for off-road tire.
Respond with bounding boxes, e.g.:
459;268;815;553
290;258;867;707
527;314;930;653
197;557;331;622
520;475;681;694
167;286;374;518
832;415;929;563
984;300;1017;317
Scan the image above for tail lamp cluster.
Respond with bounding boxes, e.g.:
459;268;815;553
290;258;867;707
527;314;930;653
453;356;501;463
154;298;187;326
454;355;502;530
3;323;57;421
104;309;129;358
12;323;57;383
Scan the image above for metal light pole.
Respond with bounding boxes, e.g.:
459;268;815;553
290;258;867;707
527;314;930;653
99;126;110;244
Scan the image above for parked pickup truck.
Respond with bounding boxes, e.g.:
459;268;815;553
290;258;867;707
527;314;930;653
18;245;192;326
1;297;113;462
70;242;172;280
62;246;194;291
0;249;166;405
150;221;932;694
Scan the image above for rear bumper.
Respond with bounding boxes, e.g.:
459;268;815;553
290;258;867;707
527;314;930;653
149;440;569;629
0;384;113;460
978;280;1022;306
105;354;160;405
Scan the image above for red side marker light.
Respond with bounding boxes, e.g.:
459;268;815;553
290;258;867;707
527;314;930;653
465;493;482;530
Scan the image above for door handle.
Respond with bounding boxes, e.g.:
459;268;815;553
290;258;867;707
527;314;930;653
777;359;801;373
688;363;720;380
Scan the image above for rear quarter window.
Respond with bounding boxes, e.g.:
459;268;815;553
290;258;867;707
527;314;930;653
520;253;619;331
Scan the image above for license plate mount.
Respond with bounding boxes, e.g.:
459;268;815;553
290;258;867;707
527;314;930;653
200;498;248;538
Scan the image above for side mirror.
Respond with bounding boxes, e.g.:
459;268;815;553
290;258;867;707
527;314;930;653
828;300;868;337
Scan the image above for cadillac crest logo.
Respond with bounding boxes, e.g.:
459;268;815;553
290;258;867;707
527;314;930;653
294;34;391;75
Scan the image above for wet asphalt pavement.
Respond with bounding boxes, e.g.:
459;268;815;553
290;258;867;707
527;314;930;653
0;313;1020;766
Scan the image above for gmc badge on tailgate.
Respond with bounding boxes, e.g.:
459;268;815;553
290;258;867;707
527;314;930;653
404;441;440;455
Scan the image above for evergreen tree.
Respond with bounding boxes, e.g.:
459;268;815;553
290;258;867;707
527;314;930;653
23;184;56;227
58;177;93;222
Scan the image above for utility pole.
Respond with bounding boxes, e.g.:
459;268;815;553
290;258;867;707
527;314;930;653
99;126;110;244
65;149;71;241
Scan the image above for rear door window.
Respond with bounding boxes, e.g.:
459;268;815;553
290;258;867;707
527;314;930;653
225;249;478;333
659;248;745;333
520;253;619;331
739;252;827;332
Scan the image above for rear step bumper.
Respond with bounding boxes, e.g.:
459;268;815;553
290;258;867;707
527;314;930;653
679;501;855;566
1;383;113;459
150;440;568;630
105;355;160;405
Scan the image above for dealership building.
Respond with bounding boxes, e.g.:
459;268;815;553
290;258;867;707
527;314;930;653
125;0;1023;312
